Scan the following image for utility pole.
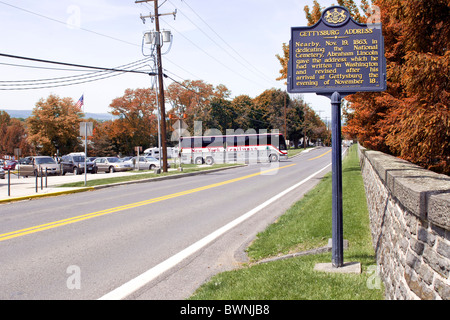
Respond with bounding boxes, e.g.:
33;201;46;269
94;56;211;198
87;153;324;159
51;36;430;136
284;91;287;141
136;0;174;172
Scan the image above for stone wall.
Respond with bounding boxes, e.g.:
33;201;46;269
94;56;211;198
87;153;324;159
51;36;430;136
358;145;450;300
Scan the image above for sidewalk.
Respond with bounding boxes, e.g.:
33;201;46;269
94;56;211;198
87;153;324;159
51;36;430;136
0;170;146;203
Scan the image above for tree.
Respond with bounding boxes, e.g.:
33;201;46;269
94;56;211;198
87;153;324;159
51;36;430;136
108;88;158;155
206;97;235;134
27;95;83;156
344;0;450;174
0;111;34;157
231;95;255;130
166;80;231;134
90;120;116;157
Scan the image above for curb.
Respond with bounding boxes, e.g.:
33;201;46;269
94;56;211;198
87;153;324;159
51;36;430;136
0;187;95;204
90;164;247;190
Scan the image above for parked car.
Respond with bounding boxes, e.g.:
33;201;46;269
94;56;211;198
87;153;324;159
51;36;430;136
3;160;18;171
124;156;164;170
93;157;133;173
18;156;61;177
18;157;32;165
61;153;97;175
0;167;5;179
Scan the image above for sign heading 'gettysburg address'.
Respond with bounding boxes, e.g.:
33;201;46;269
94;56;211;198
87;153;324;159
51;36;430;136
287;6;386;94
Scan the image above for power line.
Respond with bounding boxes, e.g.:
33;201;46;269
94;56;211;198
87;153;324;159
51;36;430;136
0;66;150;91
0;53;156;75
0;54;155;90
163;71;273;126
141;1;275;92
169;0;274;86
0;58;153;84
0;62;95;73
178;0;275;84
0;1;140;48
161;19;268;89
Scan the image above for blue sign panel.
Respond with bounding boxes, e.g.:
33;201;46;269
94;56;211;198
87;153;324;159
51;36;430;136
287;6;386;95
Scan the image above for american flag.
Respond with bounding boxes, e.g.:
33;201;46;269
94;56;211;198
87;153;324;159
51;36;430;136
75;95;84;110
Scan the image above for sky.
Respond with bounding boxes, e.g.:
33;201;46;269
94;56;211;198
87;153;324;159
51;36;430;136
0;0;350;122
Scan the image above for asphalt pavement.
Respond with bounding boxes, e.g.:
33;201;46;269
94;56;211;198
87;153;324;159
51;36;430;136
0;147;330;300
0;164;250;203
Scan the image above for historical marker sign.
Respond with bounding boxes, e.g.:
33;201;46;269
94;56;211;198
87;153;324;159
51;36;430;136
287;6;386;269
287;6;386;95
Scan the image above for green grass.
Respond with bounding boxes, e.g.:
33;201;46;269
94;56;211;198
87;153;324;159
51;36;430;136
57;163;240;188
189;145;384;300
287;148;305;158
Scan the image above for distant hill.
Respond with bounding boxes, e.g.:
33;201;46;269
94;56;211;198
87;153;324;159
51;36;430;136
1;109;115;121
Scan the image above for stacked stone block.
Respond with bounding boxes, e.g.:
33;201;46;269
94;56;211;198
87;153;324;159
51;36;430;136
358;145;449;300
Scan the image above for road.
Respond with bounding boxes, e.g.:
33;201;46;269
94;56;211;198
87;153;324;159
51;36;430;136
0;147;332;300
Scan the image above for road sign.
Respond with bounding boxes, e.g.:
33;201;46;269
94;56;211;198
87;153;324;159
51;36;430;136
287;6;386;95
80;122;93;137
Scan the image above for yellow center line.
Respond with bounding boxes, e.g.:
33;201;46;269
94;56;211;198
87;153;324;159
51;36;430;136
308;149;332;161
0;163;296;242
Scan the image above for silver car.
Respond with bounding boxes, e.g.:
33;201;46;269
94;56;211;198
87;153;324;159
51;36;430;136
0;167;5;179
93;157;133;173
127;156;159;170
125;156;171;170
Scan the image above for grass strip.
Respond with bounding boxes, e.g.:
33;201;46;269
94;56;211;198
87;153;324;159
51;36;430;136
57;163;240;188
189;145;384;300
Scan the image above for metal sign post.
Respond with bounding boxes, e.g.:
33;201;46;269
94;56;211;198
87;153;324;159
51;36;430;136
287;6;386;268
331;91;344;267
80;122;93;186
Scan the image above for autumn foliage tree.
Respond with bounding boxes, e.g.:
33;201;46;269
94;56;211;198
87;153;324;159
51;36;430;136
14;83;326;158
344;0;450;174
108;88;158;155
277;0;449;174
166;80;231;133
0;111;33;157
27;94;84;156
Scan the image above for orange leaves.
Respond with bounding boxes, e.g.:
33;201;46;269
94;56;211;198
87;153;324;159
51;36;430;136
340;0;450;174
275;43;290;83
27;94;83;156
106;88;160;155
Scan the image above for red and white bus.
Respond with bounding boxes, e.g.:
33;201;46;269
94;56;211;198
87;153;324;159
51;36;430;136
180;133;288;165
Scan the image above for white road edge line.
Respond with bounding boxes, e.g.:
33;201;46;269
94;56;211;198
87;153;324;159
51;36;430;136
98;163;332;300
